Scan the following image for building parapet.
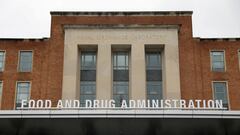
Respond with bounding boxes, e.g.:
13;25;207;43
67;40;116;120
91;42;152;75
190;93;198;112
50;11;193;16
194;37;240;42
0;38;49;42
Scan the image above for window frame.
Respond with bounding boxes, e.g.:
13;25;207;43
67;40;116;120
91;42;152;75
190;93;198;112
210;50;226;72
18;50;34;72
113;51;129;70
14;81;31;109
79;51;97;106
145;51;162;70
211;81;230;109
0;50;6;72
145;50;163;101
80;51;97;70
112;50;130;106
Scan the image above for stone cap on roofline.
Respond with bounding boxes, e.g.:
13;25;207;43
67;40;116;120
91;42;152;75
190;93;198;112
0;38;49;42
194;37;240;42
50;11;193;16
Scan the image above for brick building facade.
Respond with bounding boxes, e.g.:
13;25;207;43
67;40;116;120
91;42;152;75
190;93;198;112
0;11;240;110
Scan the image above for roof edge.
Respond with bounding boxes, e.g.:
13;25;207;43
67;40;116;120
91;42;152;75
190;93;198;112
50;11;193;16
0;38;49;42
194;37;240;41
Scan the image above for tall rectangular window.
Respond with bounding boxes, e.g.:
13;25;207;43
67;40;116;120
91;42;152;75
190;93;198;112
0;81;3;109
211;51;225;72
19;51;33;72
16;82;30;109
146;51;162;101
80;52;96;107
113;51;129;107
213;82;229;108
0;51;5;72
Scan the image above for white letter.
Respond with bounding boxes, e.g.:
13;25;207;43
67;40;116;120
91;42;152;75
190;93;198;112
179;100;186;108
93;100;100;108
147;100;151;108
203;100;206;108
109;100;115;108
195;100;201;108
172;99;178;108
85;100;92;108
121;100;128;108
188;100;195;109
73;100;80;108
215;100;223;109
165;100;171;108
129;100;136;108
207;100;215;108
21;100;27;109
137;100;146;108
160;100;164;108
28;100;35;109
45;100;52;108
65;100;72;108
152;100;159;108
57;100;63;108
36;100;44;108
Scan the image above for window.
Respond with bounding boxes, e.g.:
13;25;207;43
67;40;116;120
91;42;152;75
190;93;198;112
19;51;33;72
213;82;229;108
81;52;96;70
0;51;5;72
211;51;225;72
146;52;161;70
0;81;2;109
146;52;162;101
113;52;129;107
113;52;129;70
80;52;96;106
15;82;31;109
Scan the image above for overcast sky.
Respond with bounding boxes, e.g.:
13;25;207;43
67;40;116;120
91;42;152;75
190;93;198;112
0;0;239;38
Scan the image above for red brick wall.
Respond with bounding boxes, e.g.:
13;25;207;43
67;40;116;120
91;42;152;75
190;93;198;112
0;14;240;110
196;40;240;110
0;39;49;109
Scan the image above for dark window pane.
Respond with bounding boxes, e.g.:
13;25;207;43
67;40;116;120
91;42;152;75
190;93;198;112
213;82;228;108
113;70;129;81
146;70;162;81
80;70;96;81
